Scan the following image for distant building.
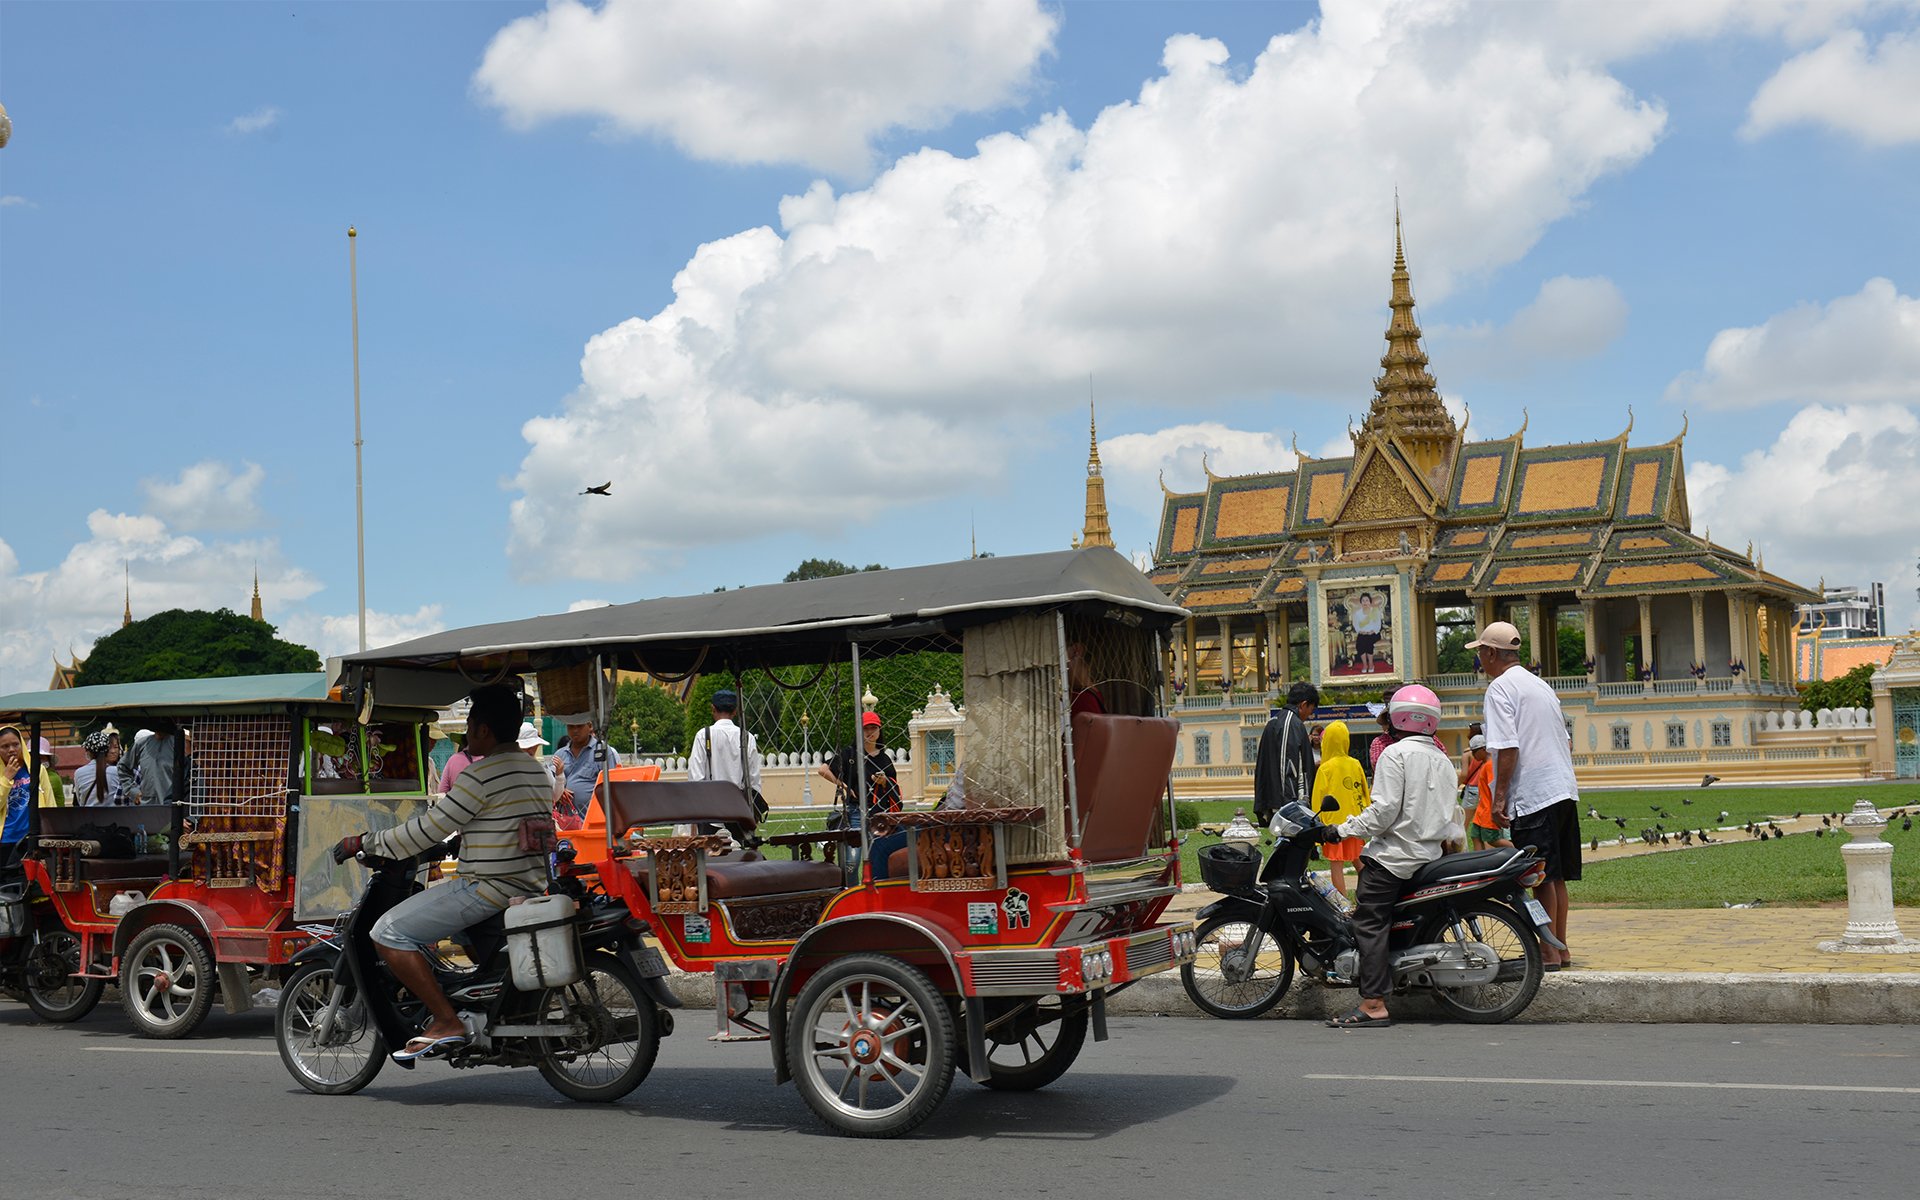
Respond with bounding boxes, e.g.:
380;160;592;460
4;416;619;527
1797;582;1885;638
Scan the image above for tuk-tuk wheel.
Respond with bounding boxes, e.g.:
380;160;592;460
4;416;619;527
965;995;1089;1091
120;923;216;1039
23;929;105;1023
787;954;955;1138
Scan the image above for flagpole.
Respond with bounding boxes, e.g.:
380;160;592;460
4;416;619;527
348;226;367;652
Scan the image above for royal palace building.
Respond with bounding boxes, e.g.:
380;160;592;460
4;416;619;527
1123;219;1888;791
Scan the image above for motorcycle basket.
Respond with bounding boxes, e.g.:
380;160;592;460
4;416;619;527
1198;841;1261;893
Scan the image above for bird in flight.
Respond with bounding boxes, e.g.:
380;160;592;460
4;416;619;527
1700;774;1720;788
581;482;612;496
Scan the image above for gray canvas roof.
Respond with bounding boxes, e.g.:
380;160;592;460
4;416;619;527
340;547;1185;696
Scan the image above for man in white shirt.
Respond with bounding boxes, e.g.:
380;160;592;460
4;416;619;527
1471;620;1581;970
686;690;764;835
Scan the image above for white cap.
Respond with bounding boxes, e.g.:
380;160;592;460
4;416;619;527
516;721;548;749
1468;734;1487;751
1466;620;1523;651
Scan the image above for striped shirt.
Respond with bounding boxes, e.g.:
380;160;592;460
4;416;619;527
365;751;551;906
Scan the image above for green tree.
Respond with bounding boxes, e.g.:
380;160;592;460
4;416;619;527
1435;626;1474;674
609;680;687;757
1801;661;1877;713
1557;622;1586;675
784;558;886;582
74;608;321;687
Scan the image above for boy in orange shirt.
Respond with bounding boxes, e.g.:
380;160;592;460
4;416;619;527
1462;734;1509;848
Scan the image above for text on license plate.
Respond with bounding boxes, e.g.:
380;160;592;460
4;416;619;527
1523;899;1551;926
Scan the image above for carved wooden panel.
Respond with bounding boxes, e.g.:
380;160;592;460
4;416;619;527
724;894;833;942
1344;457;1424;522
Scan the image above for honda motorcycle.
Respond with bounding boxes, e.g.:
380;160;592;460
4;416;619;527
1180;801;1558;1023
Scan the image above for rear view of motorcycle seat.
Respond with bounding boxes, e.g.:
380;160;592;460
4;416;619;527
1405;848;1529;887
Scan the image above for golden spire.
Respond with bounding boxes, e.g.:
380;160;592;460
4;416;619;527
1079;401;1113;548
250;563;264;622
122;560;132;628
1362;200;1456;481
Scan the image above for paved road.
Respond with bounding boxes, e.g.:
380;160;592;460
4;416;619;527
3;1002;1913;1200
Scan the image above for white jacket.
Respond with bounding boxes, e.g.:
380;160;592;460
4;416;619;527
1337;736;1457;879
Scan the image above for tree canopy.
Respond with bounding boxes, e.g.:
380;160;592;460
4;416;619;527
609;679;688;757
784;558;885;582
1800;661;1877;713
74;608;322;687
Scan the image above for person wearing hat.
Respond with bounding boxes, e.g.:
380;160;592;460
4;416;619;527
516;721;564;805
820;711;901;847
1461;734;1507;849
687;689;765;836
73;728;128;806
553;719;620;822
1471;619;1580;969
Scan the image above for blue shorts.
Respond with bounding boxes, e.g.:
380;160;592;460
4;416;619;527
370;878;503;954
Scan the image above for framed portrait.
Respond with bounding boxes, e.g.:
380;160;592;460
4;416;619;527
1320;579;1400;681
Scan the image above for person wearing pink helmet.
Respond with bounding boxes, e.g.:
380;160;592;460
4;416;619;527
1321;684;1458;1029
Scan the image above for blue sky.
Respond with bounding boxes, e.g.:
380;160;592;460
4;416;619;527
3;0;1918;692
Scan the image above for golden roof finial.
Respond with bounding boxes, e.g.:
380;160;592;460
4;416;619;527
1087;399;1102;473
1078;399;1113;548
1365;196;1455;478
1460;401;1471;438
1675;410;1688;443
250;562;263;622
1157;470;1172;497
1513;407;1529;442
1621;405;1634;442
122;560;132;628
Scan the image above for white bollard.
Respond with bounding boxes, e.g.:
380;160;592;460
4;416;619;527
1817;799;1919;954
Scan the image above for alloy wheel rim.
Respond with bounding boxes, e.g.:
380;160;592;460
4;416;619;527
132;937;197;1023
801;977;931;1121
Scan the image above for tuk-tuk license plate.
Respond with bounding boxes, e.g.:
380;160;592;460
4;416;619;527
1523;899;1551;926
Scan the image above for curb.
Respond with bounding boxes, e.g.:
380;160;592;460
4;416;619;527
663;968;1920;1026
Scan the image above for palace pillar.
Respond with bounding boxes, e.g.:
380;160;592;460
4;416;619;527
1217;616;1233;687
1276;608;1293;685
1638;594;1654;687
1264;608;1280;688
1184;617;1198;692
1691;592;1707;689
1751;598;1766;686
1725;593;1745;684
1526;595;1547;670
1581;601;1598;681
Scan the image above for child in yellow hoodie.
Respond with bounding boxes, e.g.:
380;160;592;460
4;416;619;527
1311;720;1370;898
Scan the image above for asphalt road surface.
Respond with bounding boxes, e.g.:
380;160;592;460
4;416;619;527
3;1001;1913;1200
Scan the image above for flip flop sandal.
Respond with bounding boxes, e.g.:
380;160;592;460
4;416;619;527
393;1033;469;1062
1326;1008;1394;1029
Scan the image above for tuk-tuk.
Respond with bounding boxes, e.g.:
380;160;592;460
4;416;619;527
336;547;1199;1136
0;673;437;1036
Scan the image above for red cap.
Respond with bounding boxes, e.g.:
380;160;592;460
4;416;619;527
861;712;882;728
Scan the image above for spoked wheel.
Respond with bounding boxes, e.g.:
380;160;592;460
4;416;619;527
966;995;1088;1092
120;923;216;1038
788;954;955;1138
534;953;661;1103
1426;900;1543;1024
23;929;105;1023
1181;913;1294;1019
276;961;386;1095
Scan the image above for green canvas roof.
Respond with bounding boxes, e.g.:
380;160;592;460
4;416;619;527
0;672;333;720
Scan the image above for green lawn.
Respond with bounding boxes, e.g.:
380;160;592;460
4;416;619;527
1569;826;1920;908
1572;783;1920;846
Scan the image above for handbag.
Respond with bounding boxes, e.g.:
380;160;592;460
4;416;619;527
518;814;559;854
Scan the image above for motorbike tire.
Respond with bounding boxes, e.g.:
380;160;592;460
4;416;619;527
22;929;105;1023
1181;913;1294;1020
963;995;1089;1092
120;923;217;1038
787;954;955;1138
534;952;662;1103
1424;899;1543;1024
276;960;386;1096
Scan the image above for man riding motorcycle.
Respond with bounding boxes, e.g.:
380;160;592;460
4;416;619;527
332;684;554;1061
1318;684;1455;1029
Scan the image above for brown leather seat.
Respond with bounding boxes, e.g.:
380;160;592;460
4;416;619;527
1071;713;1178;863
626;853;842;901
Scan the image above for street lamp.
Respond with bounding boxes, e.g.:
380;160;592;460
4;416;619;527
629;717;639;760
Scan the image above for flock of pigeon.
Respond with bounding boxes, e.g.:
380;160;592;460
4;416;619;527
1584;805;1913;854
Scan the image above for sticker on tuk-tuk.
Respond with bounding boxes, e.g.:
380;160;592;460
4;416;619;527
684;914;711;943
1002;887;1032;930
967;902;998;935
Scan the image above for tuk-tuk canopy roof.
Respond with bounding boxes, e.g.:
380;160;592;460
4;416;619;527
0;672;432;727
339;547;1187;706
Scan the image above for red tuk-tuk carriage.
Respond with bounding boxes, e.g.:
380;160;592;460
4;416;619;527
0;674;437;1036
334;547;1199;1136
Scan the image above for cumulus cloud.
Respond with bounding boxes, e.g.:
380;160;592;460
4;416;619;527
0;513;323;694
1432;275;1629;377
473;0;1059;176
277;606;447;665
1743;27;1920;145
139;460;266;531
0;195;32;208
1688;404;1920;630
226;106;282;136
1665;279;1920;410
1097;424;1300;525
566;599;613;612
508;2;1696;578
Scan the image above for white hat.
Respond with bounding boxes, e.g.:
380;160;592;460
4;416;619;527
1468;734;1487;751
516;721;548;749
1466;620;1523;652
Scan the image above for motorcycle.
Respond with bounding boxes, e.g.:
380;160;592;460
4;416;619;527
274;844;680;1101
1179;800;1559;1023
0;867;106;1022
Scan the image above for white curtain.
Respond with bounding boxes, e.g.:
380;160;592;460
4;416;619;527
961;614;1067;863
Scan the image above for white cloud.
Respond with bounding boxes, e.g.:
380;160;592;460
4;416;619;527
226;106;282;136
473;0;1059;176
1665;279;1920;410
1433;275;1629;376
509;3;1692;578
1100;424;1300;523
1743;27;1920;145
1688;403;1920;631
566;599;612;612
0;195;32;208
140;460;266;531
0;513;323;694
278;606;447;665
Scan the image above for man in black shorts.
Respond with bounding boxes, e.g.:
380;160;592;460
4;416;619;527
1470;621;1581;969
